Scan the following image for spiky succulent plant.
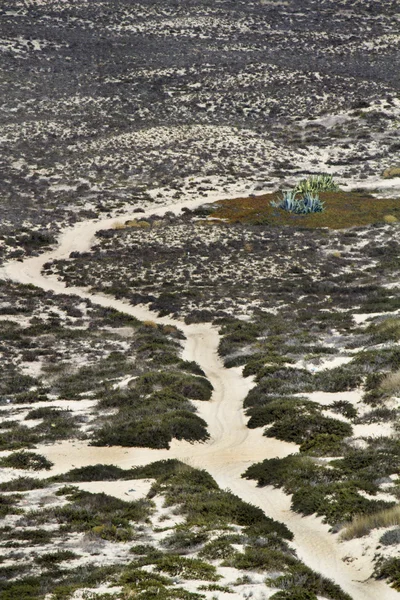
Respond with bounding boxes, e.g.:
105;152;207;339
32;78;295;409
294;174;339;194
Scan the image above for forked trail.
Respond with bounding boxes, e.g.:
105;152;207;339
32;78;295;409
2;200;398;600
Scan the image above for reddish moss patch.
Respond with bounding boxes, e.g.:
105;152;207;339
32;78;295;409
208;191;400;229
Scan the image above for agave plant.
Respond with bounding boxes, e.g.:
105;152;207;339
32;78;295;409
301;192;325;214
271;190;325;214
271;190;299;211
295;174;339;194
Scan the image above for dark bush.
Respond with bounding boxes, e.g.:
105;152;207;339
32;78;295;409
0;451;53;471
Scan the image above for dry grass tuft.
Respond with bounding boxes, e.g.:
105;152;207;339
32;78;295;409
380;370;400;395
340;505;400;540
383;214;398;224
143;320;158;328
112;221;126;230
125;219;151;229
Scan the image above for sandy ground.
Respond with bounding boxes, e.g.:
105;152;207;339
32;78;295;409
2;198;400;600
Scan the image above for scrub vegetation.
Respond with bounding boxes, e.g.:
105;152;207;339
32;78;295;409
0;461;351;600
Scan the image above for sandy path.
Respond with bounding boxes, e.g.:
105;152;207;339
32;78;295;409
1;201;398;600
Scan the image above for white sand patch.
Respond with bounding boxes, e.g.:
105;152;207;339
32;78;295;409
352;422;395;438
72;479;153;501
301;390;363;407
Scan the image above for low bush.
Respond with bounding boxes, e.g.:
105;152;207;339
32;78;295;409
161;528;209;552
367;317;400;343
0;493;23;518
154;555;220;581
7;528;54;545
199;538;238;560
0;477;47;491
0;424;40;451
142;461;293;539
225;545;297;572
328;401;357;420
270;590;318;600
35;550;79;567
299;434;347;457
379;527;400;546
374;557;400;590
0;451;53;471
315;366;363;392
291;483;394;524
243;455;339;492
52;463;127;482
267;561;352;600
91;410;208;449
246;399;318;429
264;413;352;444
27;489;153;540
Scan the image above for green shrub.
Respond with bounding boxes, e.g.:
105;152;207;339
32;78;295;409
291;483;394;524
299;434;346;456
0;493;23;518
379;527;400;546
35;550;79;567
52;463;127;482
161;528;209;552
0;476;47;491
270;590;318;600
154;555;220;581
315;366;363;392
243;455;339;492
0;451;53;471
199;538;237;560
328;401;357;420
0;424;40;450
267;562;352;600
246;399;318;429
225;545;297;572
264;413;352;444
374;557;400;590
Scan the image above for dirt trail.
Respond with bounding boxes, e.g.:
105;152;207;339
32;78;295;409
1;202;398;600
